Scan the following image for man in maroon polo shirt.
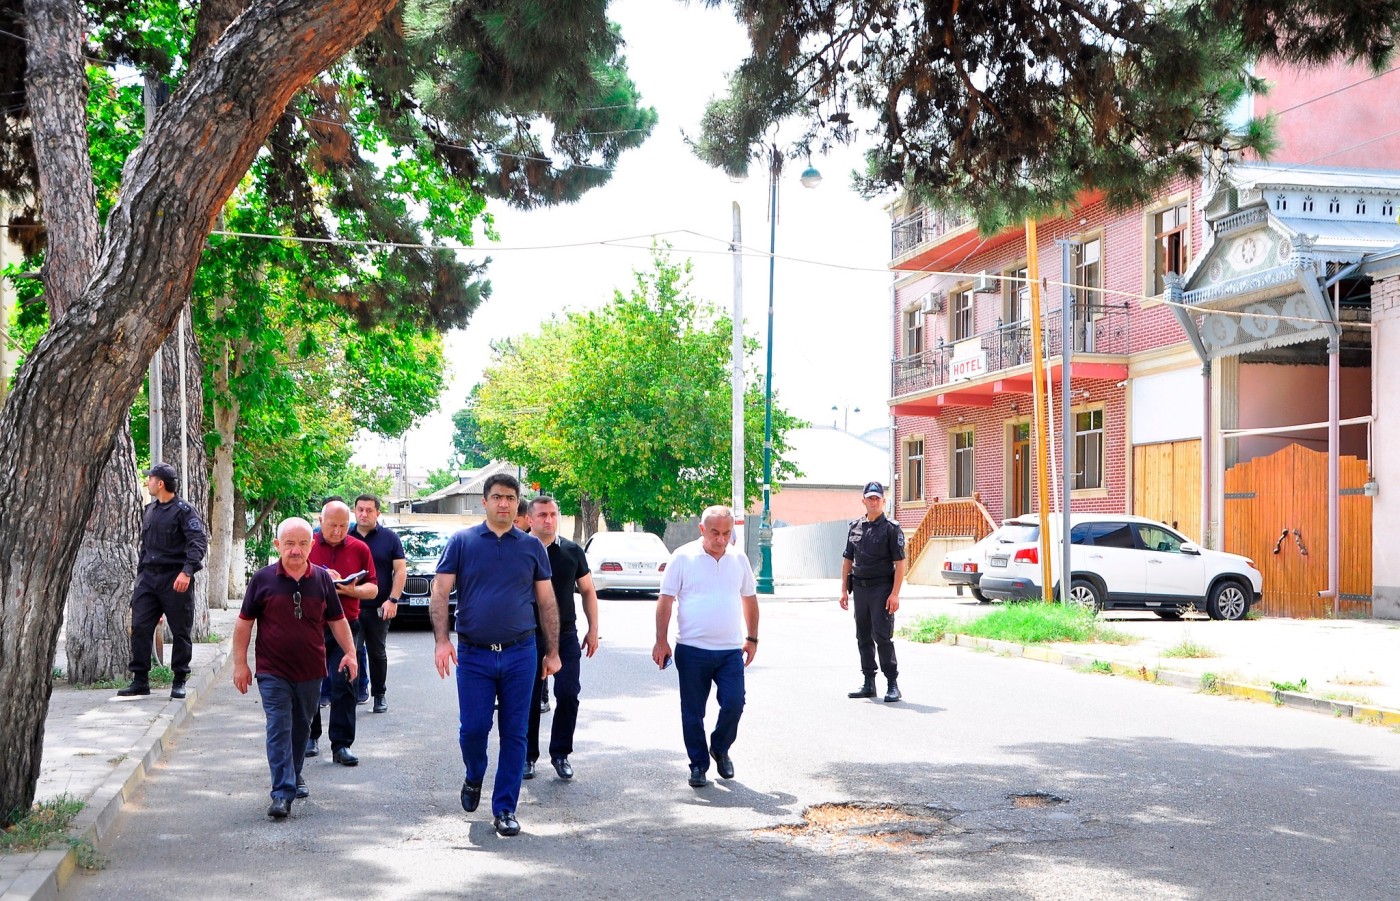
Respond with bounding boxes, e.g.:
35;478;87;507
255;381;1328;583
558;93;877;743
232;517;357;819
307;500;377;766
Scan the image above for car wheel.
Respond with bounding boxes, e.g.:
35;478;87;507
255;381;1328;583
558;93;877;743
1067;578;1102;612
971;586;990;604
1153;610;1184;621
1207;581;1249;621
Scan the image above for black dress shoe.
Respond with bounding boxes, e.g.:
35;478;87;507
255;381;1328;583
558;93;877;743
305;739;319;757
461;779;482;812
550;757;573;780
523;760;536;780
169;680;187;699
710;749;735;780
267;798;291;819
372;695;388;714
688;765;708;788
332;747;359;766
116;681;150;697
494;812;521;836
295;775;309;799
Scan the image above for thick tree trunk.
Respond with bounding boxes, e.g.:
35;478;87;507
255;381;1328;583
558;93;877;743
576;494;602;543
160;305;214;618
63;424;141;684
0;0;395;826
230;490;249;603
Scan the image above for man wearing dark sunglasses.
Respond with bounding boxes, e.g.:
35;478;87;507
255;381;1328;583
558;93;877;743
232;517;358;819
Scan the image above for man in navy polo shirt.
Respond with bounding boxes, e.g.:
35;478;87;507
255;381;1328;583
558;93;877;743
432;473;561;837
232;517;357;819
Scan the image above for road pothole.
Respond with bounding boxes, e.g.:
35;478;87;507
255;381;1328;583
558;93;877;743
756;802;961;852
1009;792;1067;809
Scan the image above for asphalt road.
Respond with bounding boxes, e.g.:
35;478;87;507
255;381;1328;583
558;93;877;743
66;597;1400;900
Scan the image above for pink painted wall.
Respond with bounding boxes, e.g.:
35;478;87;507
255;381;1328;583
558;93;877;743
762;487;866;527
1237;363;1372;461
1253;62;1400;168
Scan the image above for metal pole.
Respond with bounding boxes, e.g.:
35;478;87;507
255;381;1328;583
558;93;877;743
757;147;780;594
1025;219;1054;599
178;306;189;483
1328;282;1341;614
731;201;746;550
1059;240;1074;607
1202;360;1212;547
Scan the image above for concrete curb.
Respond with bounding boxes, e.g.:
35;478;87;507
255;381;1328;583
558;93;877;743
3;634;234;901
939;633;1400;729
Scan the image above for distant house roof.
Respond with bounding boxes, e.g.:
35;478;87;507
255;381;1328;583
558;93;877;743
781;427;889;489
411;460;522;505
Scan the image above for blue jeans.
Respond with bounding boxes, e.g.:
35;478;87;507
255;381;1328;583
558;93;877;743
256;675;320;801
674;643;746;771
456;637;536;816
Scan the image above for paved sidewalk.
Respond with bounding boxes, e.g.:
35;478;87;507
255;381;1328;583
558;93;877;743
1;608;239;900
3;584;1397;899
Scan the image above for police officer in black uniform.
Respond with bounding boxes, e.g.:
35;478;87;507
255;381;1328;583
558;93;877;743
839;481;907;702
117;463;208;699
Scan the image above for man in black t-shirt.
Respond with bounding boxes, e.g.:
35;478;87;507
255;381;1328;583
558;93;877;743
524;495;599;781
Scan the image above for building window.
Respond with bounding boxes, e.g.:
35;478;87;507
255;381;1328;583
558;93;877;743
1151;203;1188;295
1073;409;1104;490
903;438;925;502
1073;236;1102;318
1302;195;1314;213
1328;197;1341;214
1274;194;1287;212
949;286;974;341
904;307;925;356
1357;198;1368;215
950;428;974;498
1384;199;1394;218
1002;263;1029;323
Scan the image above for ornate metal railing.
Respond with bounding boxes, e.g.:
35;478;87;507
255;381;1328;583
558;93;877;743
906;493;998;566
891;302;1132;398
891;206;973;258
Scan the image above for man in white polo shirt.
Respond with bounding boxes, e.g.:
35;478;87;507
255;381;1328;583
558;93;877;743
652;505;759;788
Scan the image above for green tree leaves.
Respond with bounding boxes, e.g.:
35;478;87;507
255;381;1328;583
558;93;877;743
475;249;802;529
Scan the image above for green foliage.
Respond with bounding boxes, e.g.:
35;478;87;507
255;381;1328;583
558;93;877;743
450;392;492;469
933;602;1139;645
900;614;957;643
1200;672;1220;693
693;1;1400;231
419;466;460;496
475;249;802;525
1162;639;1219;659
1270;677;1309;693
1086;660;1114;674
0;794;83;848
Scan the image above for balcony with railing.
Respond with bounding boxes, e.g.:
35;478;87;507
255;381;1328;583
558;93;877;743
890;206;974;260
891;304;1132;410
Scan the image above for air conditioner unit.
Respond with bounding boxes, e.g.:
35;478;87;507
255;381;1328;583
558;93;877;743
973;271;997;293
922;292;946;314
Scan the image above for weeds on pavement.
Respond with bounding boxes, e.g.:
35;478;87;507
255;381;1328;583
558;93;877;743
904;603;1137;646
1083;660;1114;674
85;664;175;690
1319;689;1373;704
1162;639;1218;658
0;795;82;853
1270;677;1309;693
1200;672;1220;693
901;614;958;643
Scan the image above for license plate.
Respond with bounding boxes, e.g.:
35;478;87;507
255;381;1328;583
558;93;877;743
632;562;658;571
989;556;1008;568
406;597;429;606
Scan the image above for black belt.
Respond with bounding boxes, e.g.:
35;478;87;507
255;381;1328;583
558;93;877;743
852;575;894;587
457;631;534;651
141;564;184;574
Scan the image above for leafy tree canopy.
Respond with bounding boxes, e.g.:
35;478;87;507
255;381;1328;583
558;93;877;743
692;0;1399;231
451;388;493;470
475;249;802;532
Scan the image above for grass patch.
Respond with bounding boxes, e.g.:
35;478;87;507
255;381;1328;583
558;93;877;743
200;632;223;644
1319;690;1372;704
1;795;83;853
1200;672;1220;693
85;664;175;690
900;614;959;644
1162;639;1218;659
956;603;1137;645
1082;660;1114;675
1270;677;1309;693
1333;673;1383;687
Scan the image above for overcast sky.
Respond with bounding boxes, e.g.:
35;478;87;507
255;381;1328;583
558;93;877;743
355;0;895;476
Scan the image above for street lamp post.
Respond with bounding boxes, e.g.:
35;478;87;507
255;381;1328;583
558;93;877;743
756;144;821;594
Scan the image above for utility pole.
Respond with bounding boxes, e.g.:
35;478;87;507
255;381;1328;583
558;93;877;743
1025;219;1054;599
731;202;746;550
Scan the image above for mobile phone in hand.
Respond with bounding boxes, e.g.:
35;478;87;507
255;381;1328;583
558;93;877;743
334;570;367;586
662;655;672;670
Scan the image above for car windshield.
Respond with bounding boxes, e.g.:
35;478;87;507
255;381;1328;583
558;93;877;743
589;533;666;554
400;530;448;558
998;523;1040;543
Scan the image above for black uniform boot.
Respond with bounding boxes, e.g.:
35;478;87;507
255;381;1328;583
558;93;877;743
116;680;150;697
848;676;877;699
884;679;902;703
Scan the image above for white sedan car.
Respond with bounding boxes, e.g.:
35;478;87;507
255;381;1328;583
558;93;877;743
584;531;670;594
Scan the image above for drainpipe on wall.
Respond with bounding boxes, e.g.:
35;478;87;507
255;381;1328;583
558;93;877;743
1327;281;1341;614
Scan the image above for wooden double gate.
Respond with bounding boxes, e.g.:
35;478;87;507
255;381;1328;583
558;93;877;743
1223;444;1372;618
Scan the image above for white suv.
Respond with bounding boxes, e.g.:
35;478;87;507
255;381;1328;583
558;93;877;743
977;513;1262;620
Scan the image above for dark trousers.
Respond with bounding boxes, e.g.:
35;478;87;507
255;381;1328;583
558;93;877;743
310;618;361;749
359;603;390;697
257;675;320;801
674;643;745;771
853;580;898;679
129;569;194;680
456;637;536;817
528;628;582;763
